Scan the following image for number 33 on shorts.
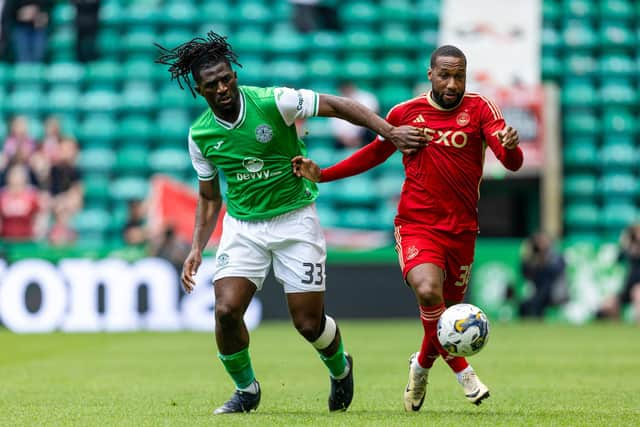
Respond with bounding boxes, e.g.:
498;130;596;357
301;262;324;285
454;264;472;287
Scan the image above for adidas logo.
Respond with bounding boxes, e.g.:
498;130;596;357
413;114;425;123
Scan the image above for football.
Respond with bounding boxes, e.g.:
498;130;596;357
437;304;490;357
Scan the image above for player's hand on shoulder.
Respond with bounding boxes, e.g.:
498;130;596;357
388;125;428;155
291;156;322;182
498;125;520;150
181;249;202;294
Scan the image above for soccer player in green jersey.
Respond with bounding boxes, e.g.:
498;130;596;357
155;32;426;415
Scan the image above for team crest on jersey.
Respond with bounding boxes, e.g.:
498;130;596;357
216;253;229;267
456;111;471;126
255;124;273;143
243;157;264;172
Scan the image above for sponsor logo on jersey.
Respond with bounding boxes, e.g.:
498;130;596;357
412;114;426;123
422;127;468;148
243;157;264;172
456;111;471;126
213;140;225;150
238;157;273;181
255;124;273;143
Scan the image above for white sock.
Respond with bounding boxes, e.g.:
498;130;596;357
456;365;474;384
412;353;428;374
238;380;259;394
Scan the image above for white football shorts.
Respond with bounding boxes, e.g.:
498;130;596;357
213;203;327;293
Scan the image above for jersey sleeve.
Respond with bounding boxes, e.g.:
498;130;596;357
479;97;523;171
320;137;396;182
273;87;319;126
188;131;218;181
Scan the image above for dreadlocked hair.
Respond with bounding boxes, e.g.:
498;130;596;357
155;31;242;98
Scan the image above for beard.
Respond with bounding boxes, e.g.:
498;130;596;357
432;89;463;109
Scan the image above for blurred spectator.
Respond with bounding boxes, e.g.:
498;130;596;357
149;224;190;273
519;232;567;318
598;224;640;323
289;0;340;33
0;163;45;241
7;0;52;63
30;115;62;189
49;136;83;220
1;115;41;188
72;0;100;62
0;0;9;58
123;199;149;246
330;81;379;149
48;208;77;245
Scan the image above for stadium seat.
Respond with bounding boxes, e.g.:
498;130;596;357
11;63;44;84
600;0;635;20
331;174;378;205
562;20;598;50
46;62;85;85
599;142;637;170
148;148;192;176
115;147;150;175
158;84;202;111
77;114;119;146
158;29;193;51
307;54;339;81
121;83;155;113
6;88;43;114
86;60;121;86
541;54;562;81
564;202;600;229
601;202;637;231
78;148;116;174
563;0;598;18
266;26;308;55
155;109;191;145
599;173;638;199
338;207;380;229
563;174;597;200
72;208;111;237
543;0;561;23
267;59;306;87
234;1;272;26
125;3;162;27
199;3;231;26
599;53;636;77
122;58;160;83
110;176;150;201
309;31;342;52
117;115;154;142
315;201;340;228
123;27;158;56
82;174;112;208
599;22;635;49
376;172;404;198
564;53;597;77
341;2;381;25
561;78;597;106
232;28;267;54
381;56;417;82
100;2;127;28
48;28;75;61
378;84;416;113
343;28;381;52
563;110;600;134
542;24;561;51
46;86;81;114
159;1;199;26
80;89;120;113
599;79;637;106
97;29;122;58
563;139;598;170
602;108;635;134
380;0;414;22
342;56;379;82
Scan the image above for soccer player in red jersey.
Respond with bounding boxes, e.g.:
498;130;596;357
292;45;523;411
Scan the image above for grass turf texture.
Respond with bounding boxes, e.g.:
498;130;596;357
1;321;638;426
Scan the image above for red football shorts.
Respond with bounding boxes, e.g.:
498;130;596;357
394;224;477;303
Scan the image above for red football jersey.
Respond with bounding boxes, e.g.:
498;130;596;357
321;91;523;233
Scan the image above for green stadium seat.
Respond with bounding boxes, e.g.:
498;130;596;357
376;172;404;198
199;3;231;25
11;63;44;84
599;53;636;77
267;59;305;86
561;79;597;106
341;2;381;25
563;0;597;17
543;0;561;22
122;58;160;83
342;56;379;82
414;0;441;23
562;21;598;50
26;116;43;140
563;138;597;169
564;202;600;229
160;2;199;26
158;84;202;110
344;29;381;52
155;109;191;144
307;55;339;81
418;28;439;52
563;174;597;199
115;147;149;175
123;27;157;56
379;84;415;113
48;27;75;59
600;22;635;49
377;150;404;174
542;25;561;51
309;31;342;52
149;148;192;179
100;2;127;28
602;108;635;134
86;60;121;86
599;173;638;198
117;115;154;141
381;24;420;51
234;55;267;86
72;208;111;236
78;148;116;174
599;79;637;106
381;56;416;81
232;28;267;54
306;146;335;169
125;4;162;27
563;110;600;134
110;176;150;201
82;174;112;207
541;54;562;81
52;3;74;25
80;89;120;113
234;1;272;25
601;202;637;230
564;53;597;77
97;29;122;58
6;88;43;114
158;29;193;51
46;62;85;85
46;86;81;114
600;0;634;20
121;83;155;113
599;142;637;170
338;207;379;229
380;0;413;22
315;203;340;228
77;114;118;146
267;26;308;54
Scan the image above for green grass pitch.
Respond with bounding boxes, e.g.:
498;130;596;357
1;320;638;426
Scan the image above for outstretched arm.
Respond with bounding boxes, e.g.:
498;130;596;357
317;94;426;155
292;137;397;182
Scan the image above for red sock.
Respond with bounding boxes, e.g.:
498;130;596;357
433;334;469;373
417;303;445;368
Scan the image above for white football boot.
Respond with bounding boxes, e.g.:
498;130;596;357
459;370;490;405
403;353;428;411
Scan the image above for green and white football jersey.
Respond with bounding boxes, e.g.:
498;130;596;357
188;86;320;220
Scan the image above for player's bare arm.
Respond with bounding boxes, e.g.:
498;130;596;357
181;178;223;293
317;94;427;154
497;125;520;149
291;156;321;182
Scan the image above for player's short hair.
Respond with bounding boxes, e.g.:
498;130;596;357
155;31;242;97
430;45;467;68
